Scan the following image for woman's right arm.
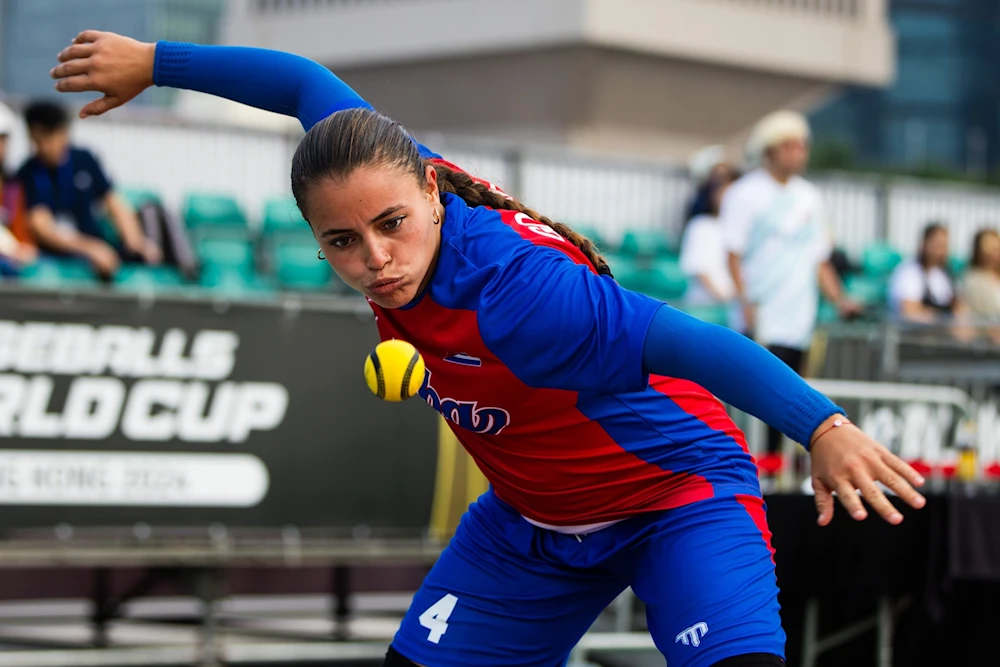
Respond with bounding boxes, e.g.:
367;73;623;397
52;31;439;155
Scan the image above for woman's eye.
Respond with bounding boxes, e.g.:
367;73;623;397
382;216;405;231
330;237;353;249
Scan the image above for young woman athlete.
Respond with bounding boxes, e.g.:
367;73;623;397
51;31;926;667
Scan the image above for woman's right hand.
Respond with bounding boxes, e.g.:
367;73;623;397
51;31;156;118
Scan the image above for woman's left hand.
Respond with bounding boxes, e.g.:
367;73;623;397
809;415;926;526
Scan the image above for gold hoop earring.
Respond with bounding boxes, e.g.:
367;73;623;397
432;208;441;225
317;248;325;261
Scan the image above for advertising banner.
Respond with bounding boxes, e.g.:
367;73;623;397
0;290;439;533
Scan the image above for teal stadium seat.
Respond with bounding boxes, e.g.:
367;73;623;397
862;243;903;278
184;193;249;241
196;238;256;274
262;196;310;239
681;304;729;327
113;265;186;294
614;257;687;302
844;274;888;308
20;258;98;289
119;187;162;210
273;240;334;292
949;256;968;278
198;264;276;299
619;229;676;258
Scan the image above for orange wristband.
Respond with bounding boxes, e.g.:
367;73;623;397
810;416;851;448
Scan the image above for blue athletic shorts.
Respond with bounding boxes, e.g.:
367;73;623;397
391;489;784;667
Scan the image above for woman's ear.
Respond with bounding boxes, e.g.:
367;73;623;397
424;164;440;205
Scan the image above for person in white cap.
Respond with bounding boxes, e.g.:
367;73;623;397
0;102;38;275
721;110;859;468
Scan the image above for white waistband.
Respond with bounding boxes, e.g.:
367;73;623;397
521;516;623;535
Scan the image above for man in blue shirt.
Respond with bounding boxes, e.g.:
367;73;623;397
17;100;160;279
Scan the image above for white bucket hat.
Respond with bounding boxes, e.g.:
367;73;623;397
747;110;810;161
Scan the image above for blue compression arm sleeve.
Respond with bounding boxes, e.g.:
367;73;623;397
153;42;371;131
641;305;845;448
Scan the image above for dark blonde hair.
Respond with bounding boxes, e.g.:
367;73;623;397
290;108;611;276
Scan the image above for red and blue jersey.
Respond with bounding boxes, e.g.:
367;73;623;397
371;163;760;528
152;41;842;527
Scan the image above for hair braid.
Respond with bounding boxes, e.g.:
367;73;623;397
432;163;612;277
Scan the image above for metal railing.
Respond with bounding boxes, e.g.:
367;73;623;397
44;110;997;262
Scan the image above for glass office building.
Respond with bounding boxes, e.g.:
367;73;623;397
811;0;1000;174
0;0;225;108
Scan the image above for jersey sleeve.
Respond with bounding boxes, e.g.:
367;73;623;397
477;245;662;394
153;41;438;157
642;305;844;448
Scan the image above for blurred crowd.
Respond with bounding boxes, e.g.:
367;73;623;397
679;109;1000;338
678;109;1000;463
0;100;183;283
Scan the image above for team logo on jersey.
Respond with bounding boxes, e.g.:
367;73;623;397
443;352;482;367
675;622;708;648
419;371;509;435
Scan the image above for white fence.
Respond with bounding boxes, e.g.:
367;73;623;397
64;113;1000;258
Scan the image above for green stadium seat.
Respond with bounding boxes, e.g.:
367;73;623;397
119;187;162;210
20;258;99;288
262;197;309;237
113;265;186;293
862;243;903;278
681;304;729;326
817;299;840;324
614;257;687;301
619;230;676;258
844;274;888;307
196;238;256;274
184;193;249;241
273;240;333;291
198;264;276;299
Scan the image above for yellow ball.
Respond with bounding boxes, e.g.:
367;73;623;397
363;339;426;402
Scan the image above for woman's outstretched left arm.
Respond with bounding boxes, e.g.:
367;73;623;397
641;305;926;526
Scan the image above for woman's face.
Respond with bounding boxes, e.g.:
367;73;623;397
304;164;442;308
978;232;1000;271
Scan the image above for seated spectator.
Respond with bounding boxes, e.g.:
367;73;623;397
962;228;1000;321
17;100;160;280
0;103;37;276
680;170;740;307
889;222;962;323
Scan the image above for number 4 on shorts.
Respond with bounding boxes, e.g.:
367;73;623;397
418;593;458;644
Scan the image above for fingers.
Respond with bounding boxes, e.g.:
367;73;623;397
834;479;867;521
56;42;96;64
73;30;105;45
855;473;903;525
875;455;926;511
50;58;91;80
883;449;927;490
79;96;121;119
813;477;834;527
54;74;96;94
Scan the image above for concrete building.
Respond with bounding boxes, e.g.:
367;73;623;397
223;0;895;159
0;0;225;108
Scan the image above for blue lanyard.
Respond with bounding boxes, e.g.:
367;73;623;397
32;153;76;212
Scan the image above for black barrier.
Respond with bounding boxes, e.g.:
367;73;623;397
0;289;439;534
